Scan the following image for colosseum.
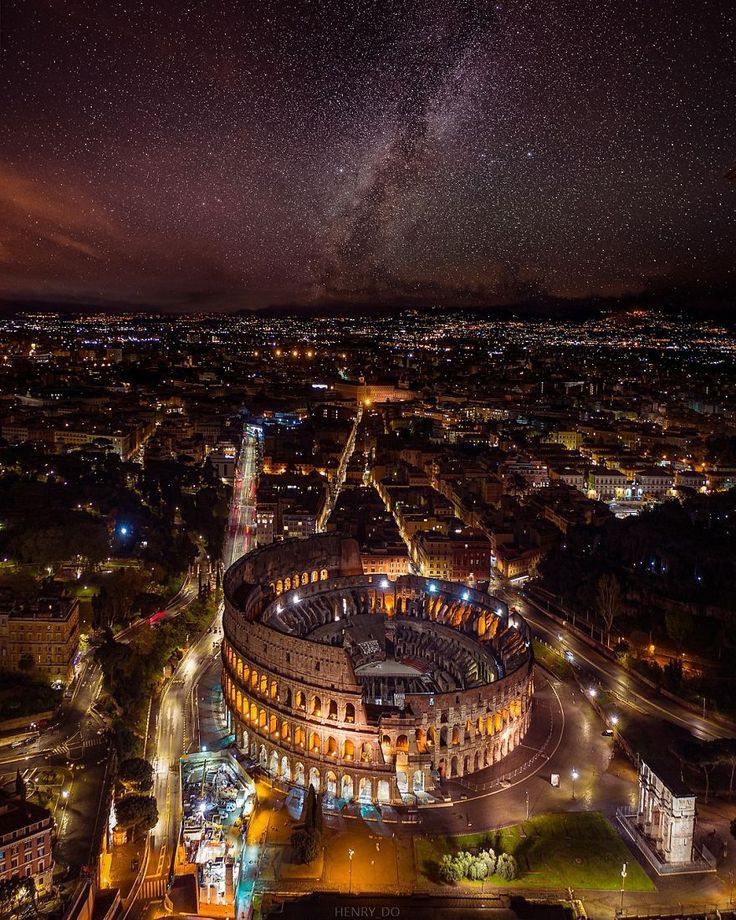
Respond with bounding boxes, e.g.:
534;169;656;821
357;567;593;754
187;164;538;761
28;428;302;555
221;534;535;804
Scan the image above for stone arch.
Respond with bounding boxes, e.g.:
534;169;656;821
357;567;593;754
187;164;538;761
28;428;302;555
345;703;355;723
308;767;320;792
450;755;459;777
251;671;258;691
259;674;268;695
270;679;278;699
427;726;437;747
276;579;283;594
294;762;305;786
358;776;372;801
259;745;268;769
439;726;448;748
328;699;338;720
377;779;391;803
311;695;322;717
320;569;328;580
325;770;337;797
326;736;338;757
310;732;321;753
284;576;291;591
451;726;461;746
360;742;372;763
295;726;305;748
281;756;291;782
281;720;290;741
249;702;257;723
296;690;307;711
284;687;292;708
270;750;279;776
396;734;409;753
302;572;310;587
258;709;267;729
269;714;278;735
342;738;355;761
413;770;425;794
463;755;470;775
473;751;480;772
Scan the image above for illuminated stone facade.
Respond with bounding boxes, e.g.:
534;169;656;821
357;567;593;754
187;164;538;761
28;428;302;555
222;534;534;804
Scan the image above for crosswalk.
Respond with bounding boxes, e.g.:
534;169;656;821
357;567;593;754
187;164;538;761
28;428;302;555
52;737;106;757
140;877;167;900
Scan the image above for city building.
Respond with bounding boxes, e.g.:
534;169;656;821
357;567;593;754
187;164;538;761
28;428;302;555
0;589;80;683
0;791;54;893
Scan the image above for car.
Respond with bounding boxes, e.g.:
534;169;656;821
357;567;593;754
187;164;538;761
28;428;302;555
602;728;614;736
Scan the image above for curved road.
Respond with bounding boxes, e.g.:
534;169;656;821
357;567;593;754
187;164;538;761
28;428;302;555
497;583;733;743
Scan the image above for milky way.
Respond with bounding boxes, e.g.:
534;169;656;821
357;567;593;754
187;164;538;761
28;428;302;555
0;0;734;310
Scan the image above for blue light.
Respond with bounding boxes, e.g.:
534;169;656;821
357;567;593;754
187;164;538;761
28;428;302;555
428;582;437;593
462;590;470;601
118;525;129;536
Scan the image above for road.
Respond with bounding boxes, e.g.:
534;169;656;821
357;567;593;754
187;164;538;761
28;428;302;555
224;427;260;568
317;407;362;530
496;582;731;743
0;657;112;878
144;608;224;893
0;549;207;891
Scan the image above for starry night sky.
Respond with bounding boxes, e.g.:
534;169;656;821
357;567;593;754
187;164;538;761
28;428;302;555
0;0;734;311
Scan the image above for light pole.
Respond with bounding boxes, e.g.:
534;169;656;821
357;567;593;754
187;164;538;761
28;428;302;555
348;848;355;894
620;861;627;913
571;768;578;801
525;789;529;820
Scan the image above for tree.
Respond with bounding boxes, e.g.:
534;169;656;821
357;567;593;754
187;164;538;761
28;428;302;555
0;877;36;919
716;738;736;799
115;794;159;834
672;739;718;803
495;852;518;881
118;757;154;793
290;827;321;864
438;854;461;883
596;574;621;647
302;783;322;833
664;609;693;652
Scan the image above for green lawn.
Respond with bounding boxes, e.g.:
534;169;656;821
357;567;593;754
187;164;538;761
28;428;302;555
532;639;574;680
415;811;655;892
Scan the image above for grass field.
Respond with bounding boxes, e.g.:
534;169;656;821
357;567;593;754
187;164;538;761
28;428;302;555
415;811;655;892
532;639;575;680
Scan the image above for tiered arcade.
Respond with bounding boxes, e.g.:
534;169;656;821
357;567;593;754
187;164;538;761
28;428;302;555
221;534;534;804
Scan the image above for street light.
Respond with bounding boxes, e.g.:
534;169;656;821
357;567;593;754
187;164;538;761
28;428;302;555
348;848;355;894
620;861;627;912
571;768;578;800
